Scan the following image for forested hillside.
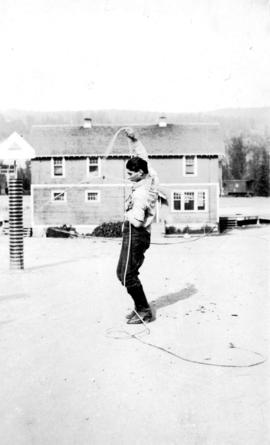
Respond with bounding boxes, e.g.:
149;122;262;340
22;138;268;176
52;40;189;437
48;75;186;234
1;107;270;140
0;107;269;196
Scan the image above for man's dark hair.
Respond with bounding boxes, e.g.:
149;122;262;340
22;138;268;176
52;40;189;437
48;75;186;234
126;156;148;174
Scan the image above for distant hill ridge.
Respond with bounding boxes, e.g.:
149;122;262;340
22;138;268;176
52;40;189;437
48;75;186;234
1;107;270;140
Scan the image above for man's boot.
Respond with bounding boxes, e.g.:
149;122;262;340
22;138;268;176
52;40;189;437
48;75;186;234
126;284;152;324
126;307;153;324
126;309;136;320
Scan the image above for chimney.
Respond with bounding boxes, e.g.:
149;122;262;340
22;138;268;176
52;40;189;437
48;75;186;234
158;116;167;127
83;118;92;129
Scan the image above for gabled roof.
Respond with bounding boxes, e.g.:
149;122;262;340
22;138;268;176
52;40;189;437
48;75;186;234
29;123;225;157
0;132;36;160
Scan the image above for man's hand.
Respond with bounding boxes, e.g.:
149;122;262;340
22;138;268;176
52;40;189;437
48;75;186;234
124;128;137;141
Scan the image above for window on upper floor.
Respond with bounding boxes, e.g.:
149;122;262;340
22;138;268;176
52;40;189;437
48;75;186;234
87;157;100;177
172;190;207;212
52;157;65;177
85;190;100;203
51;190;66;202
183;155;197;176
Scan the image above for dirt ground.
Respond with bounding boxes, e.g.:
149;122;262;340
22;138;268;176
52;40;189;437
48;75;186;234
219;196;270;218
0;220;269;445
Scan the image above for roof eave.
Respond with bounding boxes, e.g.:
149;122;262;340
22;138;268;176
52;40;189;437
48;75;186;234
32;152;223;159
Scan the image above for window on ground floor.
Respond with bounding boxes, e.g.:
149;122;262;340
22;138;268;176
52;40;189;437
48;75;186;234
184;192;195;210
173;192;181;210
172;190;207;212
197;191;206;210
51;190;67;202
85;190;100;202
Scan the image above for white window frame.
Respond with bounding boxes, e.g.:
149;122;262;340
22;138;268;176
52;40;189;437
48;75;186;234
86;157;101;177
172;191;182;212
183;191;196;211
197;190;207;211
85;190;101;203
51;190;67;203
0;164;15;174
183;155;197;177
171;189;208;212
51;157;65;178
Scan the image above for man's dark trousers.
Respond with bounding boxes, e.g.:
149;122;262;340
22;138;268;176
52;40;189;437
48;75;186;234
117;221;150;310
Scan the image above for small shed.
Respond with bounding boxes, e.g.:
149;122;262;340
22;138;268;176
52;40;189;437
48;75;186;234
223;179;254;197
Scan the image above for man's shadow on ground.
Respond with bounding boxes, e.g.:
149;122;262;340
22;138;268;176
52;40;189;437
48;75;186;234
150;284;197;320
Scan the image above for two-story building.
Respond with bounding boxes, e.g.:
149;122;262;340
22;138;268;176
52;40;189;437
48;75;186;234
29;118;225;234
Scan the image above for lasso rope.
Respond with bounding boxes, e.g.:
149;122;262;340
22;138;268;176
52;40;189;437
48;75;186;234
104;134;267;368
23;125;266;368
104;127;133;158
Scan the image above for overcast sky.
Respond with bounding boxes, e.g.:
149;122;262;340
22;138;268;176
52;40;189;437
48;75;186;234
0;0;269;113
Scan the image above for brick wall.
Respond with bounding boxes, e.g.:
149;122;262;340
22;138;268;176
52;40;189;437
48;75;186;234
162;184;218;224
32;156;220;226
151;157;219;183
32;185;127;226
31;158;126;185
32;156;220;185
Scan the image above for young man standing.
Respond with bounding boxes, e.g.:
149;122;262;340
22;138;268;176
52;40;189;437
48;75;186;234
116;129;158;324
